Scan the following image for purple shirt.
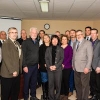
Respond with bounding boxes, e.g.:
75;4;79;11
63;45;73;69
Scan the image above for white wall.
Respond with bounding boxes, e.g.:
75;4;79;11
0;19;21;38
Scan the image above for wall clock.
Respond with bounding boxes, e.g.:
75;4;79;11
44;23;50;30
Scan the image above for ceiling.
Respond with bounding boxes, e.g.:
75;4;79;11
0;0;100;20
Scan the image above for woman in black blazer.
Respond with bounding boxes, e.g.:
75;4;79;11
39;34;50;100
45;35;64;100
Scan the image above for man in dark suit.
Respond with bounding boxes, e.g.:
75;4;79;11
90;28;100;100
22;27;39;100
73;30;93;100
85;26;92;41
1;27;23;100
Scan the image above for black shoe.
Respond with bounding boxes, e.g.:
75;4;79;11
30;96;39;100
90;95;97;100
36;85;41;89
42;82;48;100
90;92;94;97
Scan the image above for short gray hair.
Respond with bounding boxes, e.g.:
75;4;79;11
30;27;38;33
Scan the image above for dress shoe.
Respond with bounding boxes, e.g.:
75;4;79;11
60;95;65;100
90;95;97;100
68;92;73;97
63;96;69;100
36;85;41;89
30;96;39;100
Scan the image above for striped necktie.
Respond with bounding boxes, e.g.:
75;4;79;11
76;41;80;51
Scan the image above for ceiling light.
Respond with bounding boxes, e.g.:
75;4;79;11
39;0;49;12
0;16;11;19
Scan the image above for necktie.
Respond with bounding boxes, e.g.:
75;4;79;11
14;41;18;49
76;41;80;51
87;37;89;40
2;40;4;43
14;41;21;58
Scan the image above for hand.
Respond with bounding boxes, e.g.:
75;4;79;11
13;71;17;77
96;67;100;73
50;66;56;71
72;66;75;71
62;64;64;68
44;64;46;67
52;65;56;70
50;66;53;71
23;67;28;73
84;68;89;74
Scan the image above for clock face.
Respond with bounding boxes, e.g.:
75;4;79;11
44;24;50;30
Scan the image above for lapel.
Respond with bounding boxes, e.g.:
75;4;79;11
93;39;99;50
49;46;52;61
8;38;18;51
73;42;77;54
49;46;59;61
76;39;86;51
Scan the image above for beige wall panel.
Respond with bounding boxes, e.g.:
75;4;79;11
21;20;93;37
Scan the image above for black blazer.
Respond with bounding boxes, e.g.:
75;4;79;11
39;44;49;72
45;45;64;71
92;39;100;70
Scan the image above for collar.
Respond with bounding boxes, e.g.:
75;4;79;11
9;38;16;43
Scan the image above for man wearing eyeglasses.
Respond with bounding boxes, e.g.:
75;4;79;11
1;27;23;100
72;30;93;100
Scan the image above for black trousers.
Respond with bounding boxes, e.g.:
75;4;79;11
74;71;90;100
60;68;72;96
48;70;62;100
23;64;38;100
1;75;20;100
90;69;97;95
90;69;100;99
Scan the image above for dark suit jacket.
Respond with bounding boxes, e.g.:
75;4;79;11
45;46;64;71
92;39;100;70
1;38;23;78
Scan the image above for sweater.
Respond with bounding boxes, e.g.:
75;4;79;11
22;38;39;67
63;45;73;69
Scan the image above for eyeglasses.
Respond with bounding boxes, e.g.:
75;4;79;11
9;32;18;34
76;34;83;37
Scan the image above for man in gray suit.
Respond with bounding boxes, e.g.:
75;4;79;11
90;28;100;100
73;30;93;100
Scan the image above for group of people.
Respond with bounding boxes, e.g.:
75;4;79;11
0;26;100;100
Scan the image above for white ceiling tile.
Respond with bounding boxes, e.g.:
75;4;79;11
54;0;74;12
0;0;20;11
0;0;99;20
75;0;95;1
13;0;33;2
14;2;36;11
